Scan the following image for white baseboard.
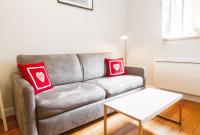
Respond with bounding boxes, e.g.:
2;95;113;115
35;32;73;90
183;94;200;103
161;89;200;103
147;85;200;103
0;107;15;119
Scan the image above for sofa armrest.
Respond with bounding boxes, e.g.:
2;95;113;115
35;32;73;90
125;66;146;87
11;73;38;135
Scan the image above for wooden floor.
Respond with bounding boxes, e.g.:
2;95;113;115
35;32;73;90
0;100;200;135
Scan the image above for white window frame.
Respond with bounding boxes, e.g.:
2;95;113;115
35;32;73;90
162;0;200;41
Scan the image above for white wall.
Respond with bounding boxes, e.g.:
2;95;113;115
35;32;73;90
0;0;125;111
125;0;200;85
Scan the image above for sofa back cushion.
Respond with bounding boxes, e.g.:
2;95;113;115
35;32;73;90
78;52;111;81
17;54;83;86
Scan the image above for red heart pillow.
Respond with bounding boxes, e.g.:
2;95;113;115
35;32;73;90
105;58;126;77
18;62;53;95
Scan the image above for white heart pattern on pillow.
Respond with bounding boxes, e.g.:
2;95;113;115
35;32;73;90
36;72;45;82
113;64;120;71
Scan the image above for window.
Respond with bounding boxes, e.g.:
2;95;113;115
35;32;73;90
162;0;200;39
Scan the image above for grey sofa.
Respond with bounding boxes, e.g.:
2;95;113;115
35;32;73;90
11;53;146;135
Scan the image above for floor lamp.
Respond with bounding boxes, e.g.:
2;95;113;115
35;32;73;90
120;35;128;65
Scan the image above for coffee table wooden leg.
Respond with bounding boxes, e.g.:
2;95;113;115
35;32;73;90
158;99;183;125
138;121;143;135
179;100;183;125
104;105;107;135
0;94;8;131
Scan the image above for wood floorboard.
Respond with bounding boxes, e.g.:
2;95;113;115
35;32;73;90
0;100;199;135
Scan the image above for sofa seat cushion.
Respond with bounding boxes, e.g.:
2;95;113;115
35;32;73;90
86;75;143;98
35;82;106;119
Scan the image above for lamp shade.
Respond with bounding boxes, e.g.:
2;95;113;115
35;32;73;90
120;35;128;40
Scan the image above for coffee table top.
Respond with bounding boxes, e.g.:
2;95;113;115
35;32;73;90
104;88;183;123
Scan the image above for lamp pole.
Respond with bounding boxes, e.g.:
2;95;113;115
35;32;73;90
124;39;127;65
120;35;128;65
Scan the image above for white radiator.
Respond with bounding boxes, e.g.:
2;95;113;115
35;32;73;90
154;58;200;96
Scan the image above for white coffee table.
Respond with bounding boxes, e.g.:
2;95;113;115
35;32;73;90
104;88;183;135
